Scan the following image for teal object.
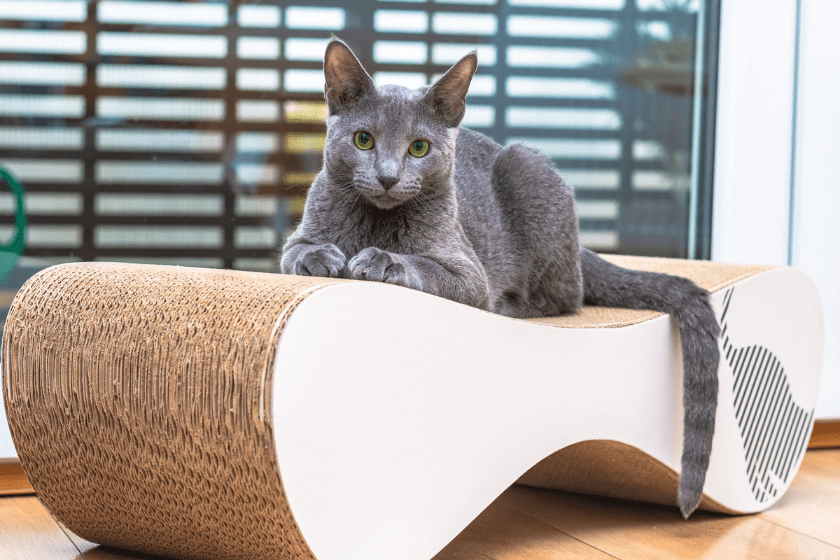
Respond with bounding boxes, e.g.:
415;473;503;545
0;167;27;283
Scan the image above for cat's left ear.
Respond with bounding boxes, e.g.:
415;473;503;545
422;52;477;127
324;39;375;115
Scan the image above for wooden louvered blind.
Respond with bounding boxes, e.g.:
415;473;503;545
0;0;709;325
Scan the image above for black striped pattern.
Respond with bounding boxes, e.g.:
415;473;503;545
720;288;813;503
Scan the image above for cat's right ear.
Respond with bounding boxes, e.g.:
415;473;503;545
422;51;477;127
324;39;374;115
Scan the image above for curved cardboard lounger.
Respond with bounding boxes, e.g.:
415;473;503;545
1;256;823;560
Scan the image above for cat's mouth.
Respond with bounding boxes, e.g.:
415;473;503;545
366;192;410;210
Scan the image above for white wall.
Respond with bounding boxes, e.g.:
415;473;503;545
714;0;840;419
790;0;840;419
712;0;798;266
0;378;17;460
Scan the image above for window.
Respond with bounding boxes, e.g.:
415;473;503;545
0;0;717;332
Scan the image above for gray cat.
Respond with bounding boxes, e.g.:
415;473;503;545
281;39;720;518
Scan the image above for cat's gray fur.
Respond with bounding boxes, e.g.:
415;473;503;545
281;39;720;518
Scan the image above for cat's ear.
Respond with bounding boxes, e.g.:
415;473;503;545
422;52;477;127
323;39;375;115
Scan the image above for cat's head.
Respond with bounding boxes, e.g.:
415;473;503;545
321;39;476;210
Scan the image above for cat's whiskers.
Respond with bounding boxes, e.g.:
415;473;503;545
333;179;368;213
408;194;434;217
408;189;438;215
334;185;363;208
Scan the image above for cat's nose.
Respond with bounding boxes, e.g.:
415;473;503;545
378;176;398;191
375;157;401;191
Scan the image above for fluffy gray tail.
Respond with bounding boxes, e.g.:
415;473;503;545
580;248;719;518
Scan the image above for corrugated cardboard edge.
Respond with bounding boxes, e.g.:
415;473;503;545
2;263;341;560
516;440;740;514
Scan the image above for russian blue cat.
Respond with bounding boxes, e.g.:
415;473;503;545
281;39;720;518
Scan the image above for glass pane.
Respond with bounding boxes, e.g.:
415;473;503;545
0;0;715;335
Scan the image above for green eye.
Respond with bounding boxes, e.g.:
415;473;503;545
409;140;430;158
354;131;374;150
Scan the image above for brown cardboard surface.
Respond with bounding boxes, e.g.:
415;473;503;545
3;263;339;560
528;256;773;328
516;440;738;514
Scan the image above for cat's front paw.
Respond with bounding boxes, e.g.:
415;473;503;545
295;244;346;278
349;247;410;287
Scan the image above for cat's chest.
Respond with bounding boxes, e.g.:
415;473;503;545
316;203;436;258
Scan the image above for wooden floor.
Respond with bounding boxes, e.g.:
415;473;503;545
2;449;839;560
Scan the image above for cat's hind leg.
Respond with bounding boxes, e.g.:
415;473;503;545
495;257;582;318
490;143;583;318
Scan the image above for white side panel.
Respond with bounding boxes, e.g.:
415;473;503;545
712;0;798;265
272;268;821;560
791;0;840;419
273;282;684;560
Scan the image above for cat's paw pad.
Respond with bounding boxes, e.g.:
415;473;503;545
295;244;346;278
349;247;408;286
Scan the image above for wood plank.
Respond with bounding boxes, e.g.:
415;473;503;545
759;449;840;548
59;521;175;559
7;449;840;560
64;504;614;560
432;499;615;560
0;496;83;560
62;532;176;559
498;484;840;560
0;461;35;496
809;421;840;449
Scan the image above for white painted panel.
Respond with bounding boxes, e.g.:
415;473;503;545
274;269;822;560
791;0;840;419
0;379;17;460
712;0;798;266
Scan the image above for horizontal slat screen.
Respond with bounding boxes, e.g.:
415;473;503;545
0;0;704;328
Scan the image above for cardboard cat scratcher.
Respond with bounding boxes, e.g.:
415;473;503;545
1;256;823;560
